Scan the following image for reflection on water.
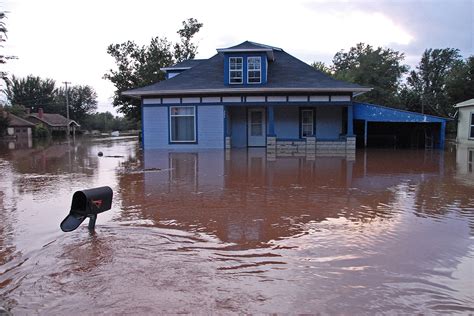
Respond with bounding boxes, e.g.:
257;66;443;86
0;138;473;314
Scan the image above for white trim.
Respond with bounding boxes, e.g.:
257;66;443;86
310;95;329;102
202;97;220;103
222;96;241;103
469;112;474;139
229;57;243;84
122;87;372;96
246;96;265;102
331;95;351;102
169;106;196;143
182;97;200;104
247;56;262;84
289;96;308;102
143;98;161;105
267;96;286;102
162;97;180;104
160;67;191;71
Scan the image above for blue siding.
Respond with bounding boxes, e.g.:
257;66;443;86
143;105;224;149
316;107;342;139
274;106;300;138
230;107;247;147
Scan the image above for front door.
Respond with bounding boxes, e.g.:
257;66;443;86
247;108;266;147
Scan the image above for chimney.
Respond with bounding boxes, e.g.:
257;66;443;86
38;108;44;119
26;108;31;115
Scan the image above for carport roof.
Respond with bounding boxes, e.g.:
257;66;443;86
353;102;451;123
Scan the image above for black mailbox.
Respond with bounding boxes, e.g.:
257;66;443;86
60;186;113;232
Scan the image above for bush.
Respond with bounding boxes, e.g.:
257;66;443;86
34;125;50;138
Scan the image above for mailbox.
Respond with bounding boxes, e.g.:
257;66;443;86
60;186;113;232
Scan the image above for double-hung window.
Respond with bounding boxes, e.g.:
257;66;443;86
229;57;243;84
470;113;474;138
301;109;314;137
169;106;196;143
247;57;261;83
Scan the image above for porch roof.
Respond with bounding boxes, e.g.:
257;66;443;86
353;102;451;123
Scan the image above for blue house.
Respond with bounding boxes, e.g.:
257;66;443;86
123;41;447;152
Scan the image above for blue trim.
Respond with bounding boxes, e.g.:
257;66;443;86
141;98;145;149
439;121;446;149
347;105;354;136
267;105;275;136
167;105;198;145
224;52;267;86
223;106;228;148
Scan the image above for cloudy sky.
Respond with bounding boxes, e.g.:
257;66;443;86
2;0;473;114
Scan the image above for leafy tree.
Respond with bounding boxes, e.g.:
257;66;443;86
104;18;203;121
311;61;332;76
0;111;9;136
332;43;409;106
55;85;98;123
3;75;57;112
0;11;15;84
445;56;474;105
405;48;461;116
174;18;203;62
81;112;136;132
4;103;27;117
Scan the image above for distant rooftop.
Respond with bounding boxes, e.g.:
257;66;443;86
29;112;79;127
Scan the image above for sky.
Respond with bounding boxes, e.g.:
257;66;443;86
2;0;473;114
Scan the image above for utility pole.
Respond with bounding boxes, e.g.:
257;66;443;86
63;81;71;137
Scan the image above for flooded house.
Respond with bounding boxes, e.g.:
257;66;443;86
123;41;450;153
27;108;80;136
455;98;474;145
4;112;35;139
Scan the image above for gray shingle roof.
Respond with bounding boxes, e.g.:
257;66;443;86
28;113;80;127
123;42;370;97
218;41;282;51
8;113;35;127
161;59;205;71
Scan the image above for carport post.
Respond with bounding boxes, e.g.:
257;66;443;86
364;120;368;147
439;121;446;149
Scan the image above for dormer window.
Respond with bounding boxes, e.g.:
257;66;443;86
247;57;261;84
229;57;243;84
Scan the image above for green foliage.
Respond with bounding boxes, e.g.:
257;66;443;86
5;104;26;117
311;61;332;76
55;85;98;122
81;112;136;132
104;18;203;121
4;75;57;112
0;11;15;84
445;56;474;105
0;114;9;136
33;124;50;138
174;18;203;63
404;48;462;116
332;43;409;106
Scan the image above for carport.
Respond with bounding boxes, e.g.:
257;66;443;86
353;102;449;149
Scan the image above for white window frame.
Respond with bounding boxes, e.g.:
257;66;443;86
247;56;261;84
469;112;474;139
229;57;243;84
169;106;196;143
301;109;314;138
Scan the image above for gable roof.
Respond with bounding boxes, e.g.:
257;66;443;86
28;113;80;127
454;98;474;108
123;42;371;98
7;113;35;127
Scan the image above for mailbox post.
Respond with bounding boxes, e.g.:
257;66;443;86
61;186;113;232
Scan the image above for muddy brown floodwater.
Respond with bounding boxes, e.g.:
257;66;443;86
0;138;473;314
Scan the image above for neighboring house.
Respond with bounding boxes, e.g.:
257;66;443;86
27;108;80;135
455;99;474;144
4;112;35;138
123;41;448;152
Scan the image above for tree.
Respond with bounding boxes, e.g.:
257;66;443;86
332;43;409;106
405;48;461;116
3;75;57;112
0;11;15;84
445;56;474;105
104;18;203;121
56;85;98;123
311;61;332;76
173;18;203;62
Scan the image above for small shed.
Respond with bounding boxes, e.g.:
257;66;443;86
5;113;35;138
353;102;450;149
454;99;474;145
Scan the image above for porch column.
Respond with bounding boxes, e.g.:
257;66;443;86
364;120;368;147
224;106;231;149
439;121;446;149
346;105;356;152
266;105;276;153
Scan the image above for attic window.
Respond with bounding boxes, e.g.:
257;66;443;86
247;57;261;84
229;57;243;84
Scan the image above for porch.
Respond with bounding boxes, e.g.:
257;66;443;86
224;104;356;156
